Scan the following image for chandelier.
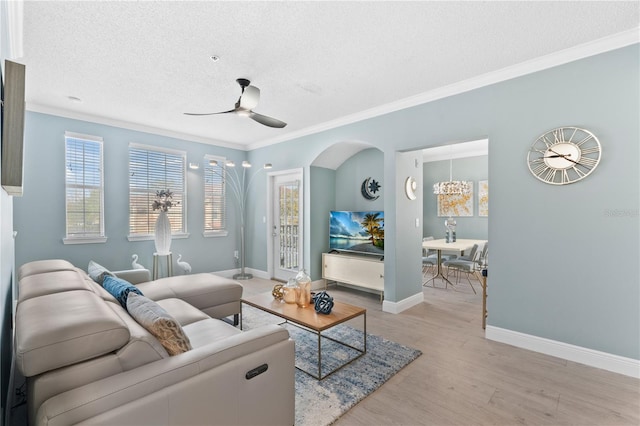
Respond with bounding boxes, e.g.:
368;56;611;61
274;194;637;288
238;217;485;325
433;158;471;195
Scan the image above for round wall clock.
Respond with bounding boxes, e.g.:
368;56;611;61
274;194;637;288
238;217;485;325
527;126;602;185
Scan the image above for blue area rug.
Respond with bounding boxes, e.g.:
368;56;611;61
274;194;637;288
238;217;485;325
242;305;422;426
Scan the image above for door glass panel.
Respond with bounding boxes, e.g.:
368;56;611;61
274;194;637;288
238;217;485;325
279;180;299;270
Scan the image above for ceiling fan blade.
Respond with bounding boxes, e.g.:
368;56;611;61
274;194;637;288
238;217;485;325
249;111;287;128
238;85;260;110
184;109;236;116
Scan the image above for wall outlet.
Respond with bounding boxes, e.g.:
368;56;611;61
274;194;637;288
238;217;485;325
234;250;239;258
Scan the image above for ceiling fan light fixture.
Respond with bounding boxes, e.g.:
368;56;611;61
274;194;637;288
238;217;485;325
184;78;286;128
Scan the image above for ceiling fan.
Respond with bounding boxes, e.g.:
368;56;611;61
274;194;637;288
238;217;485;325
185;78;287;128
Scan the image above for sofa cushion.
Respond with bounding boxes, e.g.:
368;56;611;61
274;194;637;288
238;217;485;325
136;273;243;318
155;298;210;326
182;318;242;349
88;260;114;285
17;259;76;281
15;290;130;377
18;269;93;303
103;275;144;309
126;293;192;356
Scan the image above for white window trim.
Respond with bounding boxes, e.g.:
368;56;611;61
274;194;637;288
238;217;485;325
127;233;190;242
203;230;229;238
63;131;106;244
63;236;108;245
203;154;228;238
127;142;188;240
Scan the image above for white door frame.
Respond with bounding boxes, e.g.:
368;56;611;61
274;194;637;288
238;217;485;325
266;168;304;281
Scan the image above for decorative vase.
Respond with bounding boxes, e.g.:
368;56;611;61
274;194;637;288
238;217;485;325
295;269;312;308
445;216;457;243
283;278;299;304
154;210;172;255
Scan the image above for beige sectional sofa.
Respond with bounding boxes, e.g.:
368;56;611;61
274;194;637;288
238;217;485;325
14;259;295;426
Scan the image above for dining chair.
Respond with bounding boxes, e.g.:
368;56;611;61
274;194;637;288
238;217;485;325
422;255;437;284
422;237;437;282
442;243;481;294
422;236;457;262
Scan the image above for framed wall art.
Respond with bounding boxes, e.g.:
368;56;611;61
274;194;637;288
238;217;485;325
478;180;488;217
437;184;473;217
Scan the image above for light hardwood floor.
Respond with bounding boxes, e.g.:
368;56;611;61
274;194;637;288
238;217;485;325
243;276;640;426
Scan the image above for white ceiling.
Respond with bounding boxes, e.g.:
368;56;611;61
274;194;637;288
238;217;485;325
14;1;640;151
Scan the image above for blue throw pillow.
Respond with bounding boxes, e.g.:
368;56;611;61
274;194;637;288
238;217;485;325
102;275;144;309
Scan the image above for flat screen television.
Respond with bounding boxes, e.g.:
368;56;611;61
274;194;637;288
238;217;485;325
329;210;384;256
1;60;26;196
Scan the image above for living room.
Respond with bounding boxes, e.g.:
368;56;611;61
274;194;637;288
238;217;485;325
1;2;639;425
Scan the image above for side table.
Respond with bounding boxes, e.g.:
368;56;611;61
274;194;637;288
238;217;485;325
153;252;173;280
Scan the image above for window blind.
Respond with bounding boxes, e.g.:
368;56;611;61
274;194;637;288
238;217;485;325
204;156;226;232
129;145;186;236
64;133;105;240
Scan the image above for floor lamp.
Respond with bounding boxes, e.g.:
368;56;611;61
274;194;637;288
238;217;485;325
209;159;272;280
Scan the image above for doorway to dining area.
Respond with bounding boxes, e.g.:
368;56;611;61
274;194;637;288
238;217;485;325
420;139;488;323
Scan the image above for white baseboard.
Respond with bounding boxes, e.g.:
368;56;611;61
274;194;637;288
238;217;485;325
382;291;424;314
486;326;640;379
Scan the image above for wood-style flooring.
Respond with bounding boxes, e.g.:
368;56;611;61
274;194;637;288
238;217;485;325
243;276;640;426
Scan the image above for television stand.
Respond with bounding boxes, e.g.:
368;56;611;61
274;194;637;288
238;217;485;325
322;252;384;302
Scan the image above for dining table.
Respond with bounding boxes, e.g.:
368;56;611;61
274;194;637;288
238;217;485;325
422;238;487;287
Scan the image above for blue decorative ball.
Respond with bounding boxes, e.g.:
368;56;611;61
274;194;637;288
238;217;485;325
313;291;334;314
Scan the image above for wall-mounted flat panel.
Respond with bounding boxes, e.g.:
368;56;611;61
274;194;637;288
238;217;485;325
1;60;26;196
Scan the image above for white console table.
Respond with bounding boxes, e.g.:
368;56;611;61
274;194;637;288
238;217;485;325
322;252;384;301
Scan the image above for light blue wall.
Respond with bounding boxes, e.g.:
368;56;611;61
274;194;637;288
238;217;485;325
391;151;424;302
423;156;488;240
335;148;384;211
11;44;640;361
309;166;335;280
14;113;249;273
248;45;639;359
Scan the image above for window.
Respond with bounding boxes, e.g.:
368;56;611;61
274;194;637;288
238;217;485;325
203;155;227;237
64;132;106;244
128;144;187;240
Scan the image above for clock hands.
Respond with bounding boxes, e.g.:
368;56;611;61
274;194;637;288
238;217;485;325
547;149;588;168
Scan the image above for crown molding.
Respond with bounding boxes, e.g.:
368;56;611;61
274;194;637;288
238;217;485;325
249;28;640;151
25;103;246;151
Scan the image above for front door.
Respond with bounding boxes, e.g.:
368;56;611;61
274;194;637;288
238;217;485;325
270;170;303;282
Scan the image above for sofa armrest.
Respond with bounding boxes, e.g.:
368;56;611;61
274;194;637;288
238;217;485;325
35;324;295;426
112;269;151;284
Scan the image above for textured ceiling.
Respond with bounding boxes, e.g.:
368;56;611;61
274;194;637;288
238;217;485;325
18;1;640;150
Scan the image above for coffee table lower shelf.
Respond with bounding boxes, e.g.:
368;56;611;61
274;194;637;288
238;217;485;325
241;294;367;381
